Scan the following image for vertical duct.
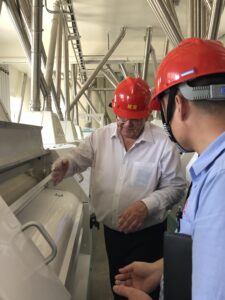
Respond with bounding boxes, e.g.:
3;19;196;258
63;18;71;121
56;14;63;120
0;65;10;121
30;0;43;111
44;1;60;111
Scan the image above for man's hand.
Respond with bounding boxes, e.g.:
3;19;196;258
51;158;69;185
114;260;163;294
113;285;152;300
118;201;148;233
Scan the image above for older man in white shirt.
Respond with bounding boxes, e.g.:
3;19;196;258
52;77;186;300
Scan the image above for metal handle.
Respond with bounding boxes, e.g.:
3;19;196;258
21;221;57;265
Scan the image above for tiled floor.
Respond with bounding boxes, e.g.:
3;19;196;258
89;224;113;300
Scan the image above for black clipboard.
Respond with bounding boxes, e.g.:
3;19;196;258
164;232;192;300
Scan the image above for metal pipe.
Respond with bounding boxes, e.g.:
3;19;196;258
45;1;60;111
119;63;129;79
95;90;112;123
19;0;63;118
49;81;63;119
165;0;181;30
142;27;151;81
76;81;98;114
17;73;28;123
30;0;43;111
69;27;126;112
6;0;46;108
106;64;119;84
78;101;87;113
101;69;117;88
18;0;32;40
207;0;224;39
150;47;157;75
134;63;142;78
71;64;79;124
146;0;183;46
56;14;63;117
90;88;116;91
63;19;71;120
194;0;201;38
163;38;170;57
188;0;195;37
202;0;212;12
201;2;207;38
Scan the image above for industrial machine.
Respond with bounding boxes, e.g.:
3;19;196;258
0;121;92;300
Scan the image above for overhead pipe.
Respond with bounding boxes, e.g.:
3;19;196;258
90;88;115;91
142;27;152;81
17;73;28;123
45;1;60;111
69;27;126;112
119;63;129;79
165;0;182;30
202;0;212;12
55;14;63;120
78;101;87;114
6;0;55;112
101;69;117;88
201;2;207;38
207;0;224;39
19;0;64;118
71;64;79;124
18;0;32;41
63;19;71;121
76;81;98;114
188;0;195;37
106;64;119;84
92;80;111;124
94;90;112;123
30;0;43;111
193;0;202;38
146;0;183;46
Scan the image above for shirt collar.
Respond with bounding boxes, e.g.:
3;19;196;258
190;131;225;178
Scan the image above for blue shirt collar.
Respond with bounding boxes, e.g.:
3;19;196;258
190;131;225;178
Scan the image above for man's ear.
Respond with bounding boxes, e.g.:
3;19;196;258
175;94;189;121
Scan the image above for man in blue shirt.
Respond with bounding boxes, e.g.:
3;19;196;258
113;38;225;300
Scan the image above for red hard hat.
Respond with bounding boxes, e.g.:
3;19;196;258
151;38;225;107
112;77;151;119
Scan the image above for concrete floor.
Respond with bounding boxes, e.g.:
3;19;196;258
89;224;113;300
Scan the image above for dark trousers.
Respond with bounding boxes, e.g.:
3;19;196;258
104;220;167;300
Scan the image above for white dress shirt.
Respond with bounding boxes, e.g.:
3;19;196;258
65;122;186;230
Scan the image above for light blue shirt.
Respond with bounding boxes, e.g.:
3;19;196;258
180;131;225;300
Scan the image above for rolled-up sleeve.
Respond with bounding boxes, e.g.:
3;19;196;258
64;135;94;177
